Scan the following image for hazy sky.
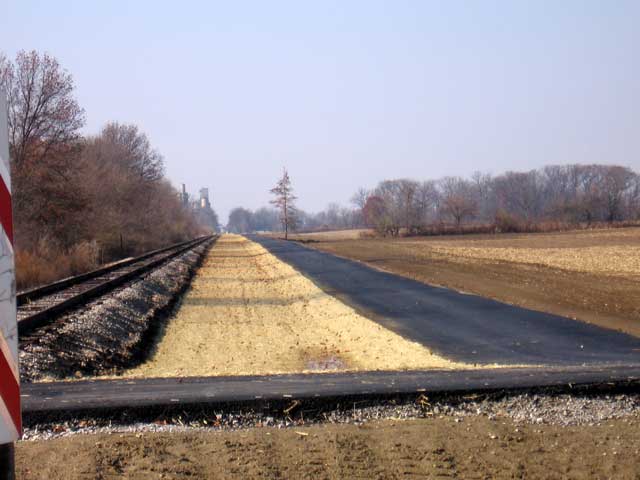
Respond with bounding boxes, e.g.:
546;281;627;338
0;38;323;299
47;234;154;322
3;1;639;221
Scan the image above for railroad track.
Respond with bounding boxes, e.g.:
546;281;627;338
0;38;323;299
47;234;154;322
17;235;216;336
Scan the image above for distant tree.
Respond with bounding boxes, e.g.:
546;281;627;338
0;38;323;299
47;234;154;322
398;179;420;231
350;187;370;227
362;195;386;228
227;207;253;233
492;171;543;222
325;203;342;227
628;174;640;220
571;165;604;224
270;168;298;239
350;187;370;210
602;165;636;222
438;177;477;227
470;171;494;221
415;180;439;224
252;207;281;232
372;179;421;235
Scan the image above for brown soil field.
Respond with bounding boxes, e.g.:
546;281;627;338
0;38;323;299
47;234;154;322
121;235;470;378
16;416;640;479
283;229;373;241
301;227;640;337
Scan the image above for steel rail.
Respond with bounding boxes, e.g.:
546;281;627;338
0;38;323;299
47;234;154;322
17;236;211;305
18;235;216;336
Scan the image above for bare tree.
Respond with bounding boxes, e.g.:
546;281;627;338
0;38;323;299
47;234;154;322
438;177;477;227
0;50;84;167
100;122;163;182
362;195;386;228
471;171;494;221
350;187;370;227
252;207;281;232
574;165;604;224
602;165;636;222
371;179;420;235
246;162;640;240
415;180;438;225
398;180;419;231
350;187;370;209
0;50;204;287
0;50;87;249
80;123;202;256
493;171;543;222
227;207;254;233
270;168;298;239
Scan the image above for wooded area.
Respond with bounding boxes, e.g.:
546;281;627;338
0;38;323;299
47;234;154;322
228;165;640;235
0;50;209;288
356;165;640;235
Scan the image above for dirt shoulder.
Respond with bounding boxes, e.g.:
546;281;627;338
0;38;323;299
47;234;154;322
17;415;640;479
303;228;640;337
120;234;469;378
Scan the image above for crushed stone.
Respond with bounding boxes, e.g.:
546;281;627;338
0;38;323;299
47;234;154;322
19;240;213;382
22;390;640;441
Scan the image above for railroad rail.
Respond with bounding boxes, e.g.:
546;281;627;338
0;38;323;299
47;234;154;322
17;235;215;336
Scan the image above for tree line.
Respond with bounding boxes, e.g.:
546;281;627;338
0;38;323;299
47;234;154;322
227;164;639;235
1;50;211;288
356;165;639;235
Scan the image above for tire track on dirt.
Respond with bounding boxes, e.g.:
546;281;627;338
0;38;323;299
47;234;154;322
334;431;387;479
222;436;284;479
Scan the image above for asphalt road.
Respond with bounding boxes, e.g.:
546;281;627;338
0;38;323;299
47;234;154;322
250;235;640;367
21;366;640;414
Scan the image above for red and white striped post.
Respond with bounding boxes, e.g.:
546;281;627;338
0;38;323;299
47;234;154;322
0;90;20;478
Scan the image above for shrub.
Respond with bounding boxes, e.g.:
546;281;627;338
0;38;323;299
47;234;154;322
15;240;99;291
494;210;524;233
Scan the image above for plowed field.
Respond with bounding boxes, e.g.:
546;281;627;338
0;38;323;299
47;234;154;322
302;228;640;337
17;416;640;479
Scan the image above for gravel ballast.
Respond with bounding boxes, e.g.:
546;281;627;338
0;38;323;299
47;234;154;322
20;388;640;441
19;239;214;382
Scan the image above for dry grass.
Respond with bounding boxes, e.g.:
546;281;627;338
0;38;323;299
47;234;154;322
404;228;640;278
16;241;99;290
283;229;374;241
122;235;473;378
425;245;640;278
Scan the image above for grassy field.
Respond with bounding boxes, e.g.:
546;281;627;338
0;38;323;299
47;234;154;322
296;227;640;337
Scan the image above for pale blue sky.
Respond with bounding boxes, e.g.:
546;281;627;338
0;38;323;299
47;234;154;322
3;1;639;221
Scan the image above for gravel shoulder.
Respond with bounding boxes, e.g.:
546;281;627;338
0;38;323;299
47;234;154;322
120;235;469;378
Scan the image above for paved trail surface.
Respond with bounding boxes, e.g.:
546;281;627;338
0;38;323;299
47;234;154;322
22;366;640;413
251;236;640;366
